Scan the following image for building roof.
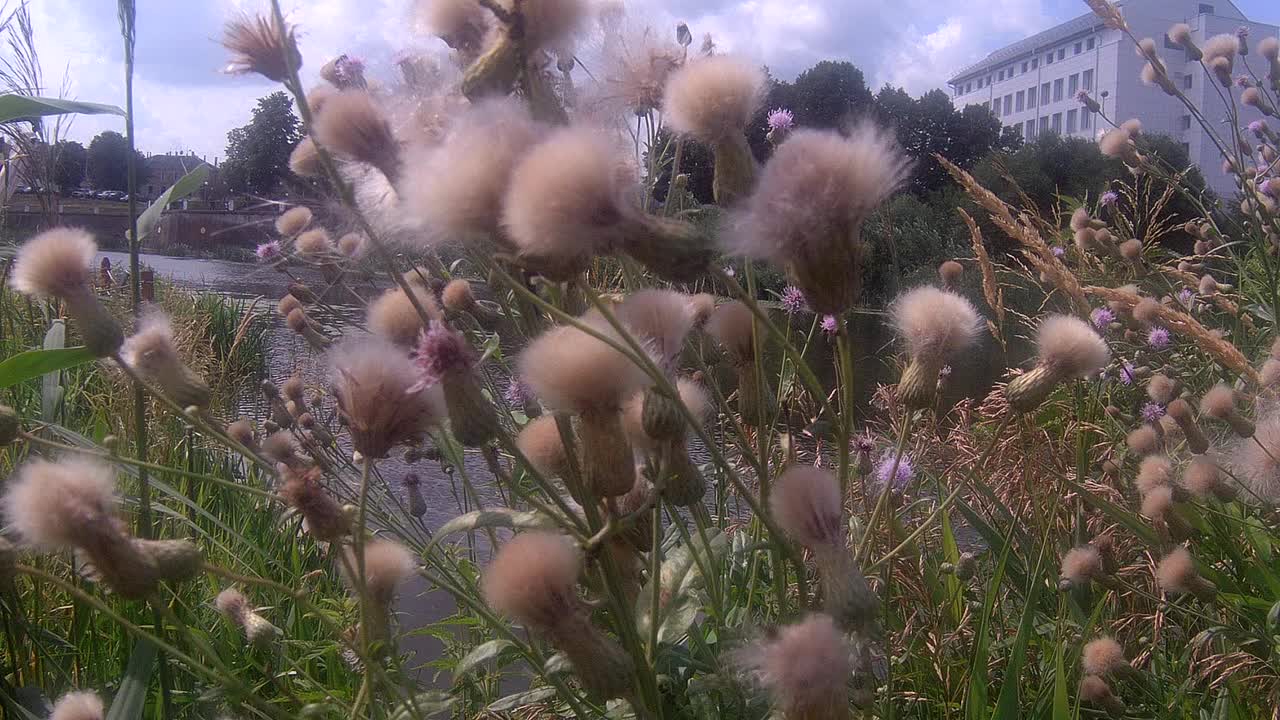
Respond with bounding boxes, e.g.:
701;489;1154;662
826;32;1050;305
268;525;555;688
948;11;1101;85
145;153;203;174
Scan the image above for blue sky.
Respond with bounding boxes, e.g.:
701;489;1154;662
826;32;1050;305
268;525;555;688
26;0;1279;161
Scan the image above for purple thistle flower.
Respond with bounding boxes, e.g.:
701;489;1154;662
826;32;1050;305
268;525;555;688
332;54;366;87
766;107;795;132
255;241;281;261
939;364;952;378
1235;75;1252;88
723;265;736;278
1179;288;1196;306
1249;119;1268;137
1237;26;1250;39
781;285;807;315
1262;178;1279;198
1100;191;1119;207
1147;326;1172;349
1052;246;1066;258
1091;307;1116;330
1141;402;1166;423
853;433;876;455
412;323;477;389
874;449;915;491
1119;362;1137;385
504;378;533;407
821;314;838;335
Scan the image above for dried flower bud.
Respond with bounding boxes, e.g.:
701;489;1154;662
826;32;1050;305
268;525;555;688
1155;546;1216;600
1079;675;1125;716
1200;383;1254;437
222;13;301;83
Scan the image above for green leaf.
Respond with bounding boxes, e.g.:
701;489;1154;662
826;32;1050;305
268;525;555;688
388;691;456;720
1071;482;1160;545
966;523;1016;720
0;94;124;124
136;163;211;243
991;519;1053;719
453;639;514;681
40;320;66;423
104;638;156;720
1053;632;1069;720
485;686;556;712
0;346;96;389
424;509;553;555
636;530;727;640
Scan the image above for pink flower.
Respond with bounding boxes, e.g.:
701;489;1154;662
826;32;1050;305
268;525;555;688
821;314;838;335
256;241;281;261
413;323;477;389
766;107;795;132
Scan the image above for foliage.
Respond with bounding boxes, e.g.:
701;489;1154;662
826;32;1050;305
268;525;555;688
220;91;302;196
52;139;86;190
86;130;150;191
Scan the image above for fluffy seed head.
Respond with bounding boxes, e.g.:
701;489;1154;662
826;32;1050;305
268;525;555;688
1135;455;1172;495
330;338;443;457
345;539;414;607
285;308;310;334
367;285;441;347
1230;413;1280;502
503;127;630;279
1140;484;1175;519
1147;373;1178;404
662;55;765;143
279;465;349;541
614;289;697;369
441;279;476;312
519;321;648;413
1200;384;1239;419
741;614;852;719
1060;545;1102;585
262;432;301;466
2;458;117;549
50;691;105;720
222;13;300;83
401;98;544;243
1120;238;1142;260
1079;675;1119;707
10;228;97;299
1204;34;1240;65
414;0;487;54
509;0;588;51
1169;23;1193;46
289;137;320;176
1262;358;1280;387
227;417;256;447
1035;315;1110;377
313;91;400;178
215;587;249;619
1083;637;1127;676
278;294;303;318
1182;457;1226;499
482;531;581;631
732;126;912;314
276;206;312;237
688;293;717;326
1156;546;1203;594
601;28;683;114
938;260;963;285
516;416;568;478
705;300;756;364
121;310;210;408
771;465;843;548
1258;36;1279;61
294;228;332;256
890;286;982;363
1126;425;1160;455
337;233;365;258
1070;207;1092;231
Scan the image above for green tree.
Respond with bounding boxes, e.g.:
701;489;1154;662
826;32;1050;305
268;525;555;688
86;131;149;191
52;140;86;191
790;60;873;129
221;91;303;195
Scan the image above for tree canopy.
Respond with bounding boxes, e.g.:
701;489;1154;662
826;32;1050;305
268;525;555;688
52;140;86;191
86;131;150;191
221;91;303;196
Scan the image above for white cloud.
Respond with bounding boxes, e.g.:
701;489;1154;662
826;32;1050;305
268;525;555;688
23;0;1069;159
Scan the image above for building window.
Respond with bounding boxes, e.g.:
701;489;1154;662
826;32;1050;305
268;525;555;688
998;70;1005;81
987;74;993;85
1022;61;1029;73
1180;115;1192;130
1074;42;1082;54
1181;142;1191;155
1067;109;1078;133
1081;110;1091;129
1052;113;1062;132
1040;117;1050;133
1016;90;1025;111
1054;78;1064;101
1198;3;1214;13
1004;95;1012;115
1026;119;1037;139
1087;37;1095;50
1083;69;1094;90
1032;58;1039;69
1046;52;1054;64
977;78;983;89
1069;73;1079;96
1028;86;1037;107
1057;48;1065;60
1183;73;1192;89
1041;82;1050;103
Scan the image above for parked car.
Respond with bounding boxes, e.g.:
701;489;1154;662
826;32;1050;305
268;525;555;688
70;190;93;199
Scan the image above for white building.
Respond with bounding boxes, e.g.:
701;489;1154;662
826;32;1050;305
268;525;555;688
947;0;1278;197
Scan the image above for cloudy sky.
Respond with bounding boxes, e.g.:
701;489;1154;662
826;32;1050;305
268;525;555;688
24;0;1279;161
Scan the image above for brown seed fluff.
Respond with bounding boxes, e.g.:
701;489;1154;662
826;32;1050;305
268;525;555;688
366;285;441;347
731;126;912;314
329;338;444;458
313;91;402;181
279;465;350;541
